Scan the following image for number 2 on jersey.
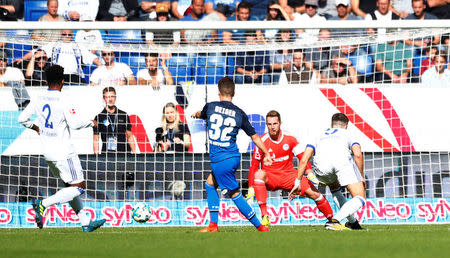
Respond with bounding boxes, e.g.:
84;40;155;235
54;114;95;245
209;114;236;141
42;104;53;129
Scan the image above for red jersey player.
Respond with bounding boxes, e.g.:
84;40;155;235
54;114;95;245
247;110;333;226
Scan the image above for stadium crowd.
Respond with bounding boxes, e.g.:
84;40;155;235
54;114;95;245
0;0;449;87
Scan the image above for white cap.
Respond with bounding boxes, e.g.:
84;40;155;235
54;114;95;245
335;0;349;6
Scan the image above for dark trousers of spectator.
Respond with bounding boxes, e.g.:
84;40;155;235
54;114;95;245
64;74;86;85
375;72;410;84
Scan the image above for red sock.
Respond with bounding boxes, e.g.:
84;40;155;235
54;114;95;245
254;180;268;216
315;195;333;221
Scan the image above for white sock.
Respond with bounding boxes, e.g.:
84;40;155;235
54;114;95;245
332;189;357;223
42;187;83;208
333;196;366;222
69;196;90;226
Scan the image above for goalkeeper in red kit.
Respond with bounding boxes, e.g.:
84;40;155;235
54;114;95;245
246;110;334;226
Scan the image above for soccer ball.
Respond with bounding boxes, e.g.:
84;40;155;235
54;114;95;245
132;203;151;223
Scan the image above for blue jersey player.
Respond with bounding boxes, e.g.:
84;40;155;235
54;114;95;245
192;77;273;232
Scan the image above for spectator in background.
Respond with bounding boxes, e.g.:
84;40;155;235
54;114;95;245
282;49;319;84
304;29;331;72
365;0;400;41
205;0;240;18
94;86;137;155
97;0;141;21
420;45;438;75
145;3;180;47
171;0;192;19
351;0;377;18
375;40;413;83
0;0;23;20
235;31;271;84
405;0;439;48
329;0;363;38
137;53;174;89
180;0;221;44
268;30;294;82
222;2;262;45
320;54;358;84
16;30;102;84
0;50;24;87
294;0;327;44
317;0;338;19
140;1;170;20
31;0;65;42
245;0;271;20
421;51;450;86
58;0;99;21
25;48;51;86
425;0;450;20
90;50;136;86
391;0;413;18
262;1;291;43
74;23;105;59
155;102;191;152
332;44;374;82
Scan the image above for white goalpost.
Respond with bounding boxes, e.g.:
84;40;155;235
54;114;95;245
0;20;449;228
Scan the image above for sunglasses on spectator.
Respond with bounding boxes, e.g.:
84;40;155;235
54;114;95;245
102;52;114;56
306;5;317;9
36;56;47;61
157;12;169;16
61;32;71;36
0;59;7;62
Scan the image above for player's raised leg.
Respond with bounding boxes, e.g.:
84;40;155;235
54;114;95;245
213;157;268;232
330;185;363;230
199;174;220;233
253;170;270;226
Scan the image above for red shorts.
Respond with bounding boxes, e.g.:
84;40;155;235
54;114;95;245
265;169;313;197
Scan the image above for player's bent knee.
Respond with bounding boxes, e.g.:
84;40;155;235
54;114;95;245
254;169;267;181
305;187;320;199
229;188;240;198
70;181;86;190
354;195;366;206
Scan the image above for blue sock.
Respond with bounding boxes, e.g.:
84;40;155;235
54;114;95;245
232;192;261;228
205;183;219;224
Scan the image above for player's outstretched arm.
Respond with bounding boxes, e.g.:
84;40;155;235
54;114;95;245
251;134;272;166
18;102;39;134
191;111;203;119
288;146;314;200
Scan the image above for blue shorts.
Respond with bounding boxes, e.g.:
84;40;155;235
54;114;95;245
210;156;240;193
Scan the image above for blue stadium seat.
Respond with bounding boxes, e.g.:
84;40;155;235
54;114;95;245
195;55;226;85
82;64;98;84
106;30;143;44
167;55;193;84
226;56;236;77
120;54;146;76
5;30;32;60
24;0;47;21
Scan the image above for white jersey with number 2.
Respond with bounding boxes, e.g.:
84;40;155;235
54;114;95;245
308;128;359;176
18;89;93;161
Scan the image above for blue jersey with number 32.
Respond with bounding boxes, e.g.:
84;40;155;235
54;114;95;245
201;101;256;163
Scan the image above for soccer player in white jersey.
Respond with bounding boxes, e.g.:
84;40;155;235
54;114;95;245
289;113;366;231
18;65;106;232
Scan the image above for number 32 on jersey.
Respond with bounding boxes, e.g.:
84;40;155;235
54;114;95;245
209;113;236;142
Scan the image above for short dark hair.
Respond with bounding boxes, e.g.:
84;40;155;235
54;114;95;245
218;77;235;97
331;113;349;125
145;52;158;58
434;51;448;62
102;86;116;96
237;1;252;12
293;48;303;54
266;110;281;122
45;65;64;86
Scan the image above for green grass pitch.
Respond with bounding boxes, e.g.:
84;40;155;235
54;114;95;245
1;225;449;257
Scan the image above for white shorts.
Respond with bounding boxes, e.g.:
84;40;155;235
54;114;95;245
313;159;362;187
47;154;84;184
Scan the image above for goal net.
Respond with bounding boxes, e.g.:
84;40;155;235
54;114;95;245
0;20;449;227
